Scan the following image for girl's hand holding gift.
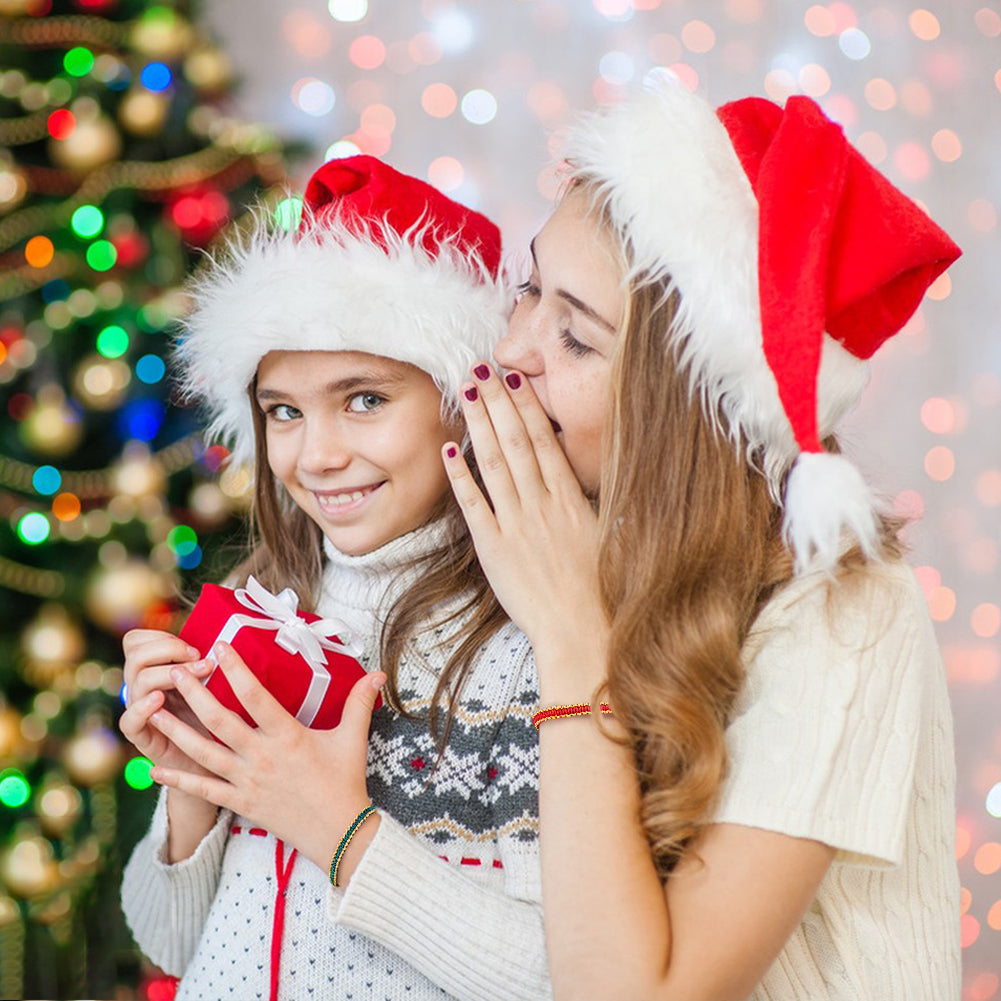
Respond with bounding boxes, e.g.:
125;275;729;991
148;641;384;885
120;628;215;775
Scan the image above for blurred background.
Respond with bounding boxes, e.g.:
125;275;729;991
0;0;997;998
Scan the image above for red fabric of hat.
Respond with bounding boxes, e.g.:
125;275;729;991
300;154;502;278
717;96;962;455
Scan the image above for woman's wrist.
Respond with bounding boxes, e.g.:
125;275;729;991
532;626;610;704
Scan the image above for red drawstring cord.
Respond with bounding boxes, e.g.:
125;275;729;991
269;838;298;1001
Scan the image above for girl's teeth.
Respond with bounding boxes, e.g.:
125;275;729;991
322;489;367;506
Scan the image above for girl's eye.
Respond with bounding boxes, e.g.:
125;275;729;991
347;392;386;413
266;403;301;422
559;328;594;358
515;279;540;301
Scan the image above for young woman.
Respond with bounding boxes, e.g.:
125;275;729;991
443;82;963;1000
119;156;551;1001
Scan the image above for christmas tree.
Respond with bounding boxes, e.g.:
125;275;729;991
0;1;298;996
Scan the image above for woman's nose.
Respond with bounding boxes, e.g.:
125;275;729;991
494;313;543;376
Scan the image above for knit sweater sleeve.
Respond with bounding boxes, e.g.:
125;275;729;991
120;788;233;975
330;812;549;1001
714;562;932;867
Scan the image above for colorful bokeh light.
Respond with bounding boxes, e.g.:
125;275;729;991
32;465;61;495
63;46;95;77
124;757;155;791
140;62;172;92
96;325;129;359
17;512;51;545
0;772;31;808
86;240;118;272
71;205;104;239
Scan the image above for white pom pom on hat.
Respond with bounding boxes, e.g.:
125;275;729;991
557;78;961;573
175;155;509;469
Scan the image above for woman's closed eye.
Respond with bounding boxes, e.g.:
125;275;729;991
515;279;540;301
347;392;387;413
559;328;594;358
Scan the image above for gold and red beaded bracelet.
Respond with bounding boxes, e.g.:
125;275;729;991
532;703;613;729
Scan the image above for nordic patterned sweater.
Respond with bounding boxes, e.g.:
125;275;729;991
121;520;551;1001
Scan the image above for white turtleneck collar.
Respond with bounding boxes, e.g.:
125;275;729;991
316;518;456;661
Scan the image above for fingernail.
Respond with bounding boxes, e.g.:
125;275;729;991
170;667;184;684
473;364;491;381
370;673;386;690
446;445;458;459
464;386;478;402
187;645;200;659
505;372;522;390
213;641;227;660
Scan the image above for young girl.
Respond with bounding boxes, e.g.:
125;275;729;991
119;156;551;1001
443;82;962;1000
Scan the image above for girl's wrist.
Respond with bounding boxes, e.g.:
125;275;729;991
326;804;381;889
297;796;379;885
165;789;220;863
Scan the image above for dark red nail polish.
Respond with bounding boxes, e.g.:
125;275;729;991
505;372;522;390
446;445;457;458
464;386;479;402
473;364;491;381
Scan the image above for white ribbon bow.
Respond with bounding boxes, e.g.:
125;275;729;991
207;575;361;727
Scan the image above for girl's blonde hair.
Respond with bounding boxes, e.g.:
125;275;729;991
231;379;509;750
588;196;904;877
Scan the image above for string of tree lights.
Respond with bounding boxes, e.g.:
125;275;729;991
0;0;302;996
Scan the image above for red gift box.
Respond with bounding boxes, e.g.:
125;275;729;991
179;576;373;730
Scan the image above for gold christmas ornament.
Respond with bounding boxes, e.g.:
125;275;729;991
0;830;59;898
118;88;169;137
0;0;30;15
84;558;164;634
19;390;84;457
188;482;231;526
49;114;122;173
72;355;131;411
20;605;86;688
38;778;83;839
0;706;26;762
63;726;121;787
111;446;166;498
184;47;233;92
0;160;27;213
130;10;194;59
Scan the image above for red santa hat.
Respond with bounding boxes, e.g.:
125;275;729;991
176;154;507;468
558;79;961;573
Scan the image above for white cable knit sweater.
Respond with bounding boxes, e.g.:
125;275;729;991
716;559;961;1000
121;521;551;1001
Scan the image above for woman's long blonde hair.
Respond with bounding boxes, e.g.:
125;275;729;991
590;199;904;878
231;377;508;749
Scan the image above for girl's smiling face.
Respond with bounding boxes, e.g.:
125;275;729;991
494;189;624;495
256;350;458;556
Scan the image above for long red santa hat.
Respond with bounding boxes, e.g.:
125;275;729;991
558;79;961;572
